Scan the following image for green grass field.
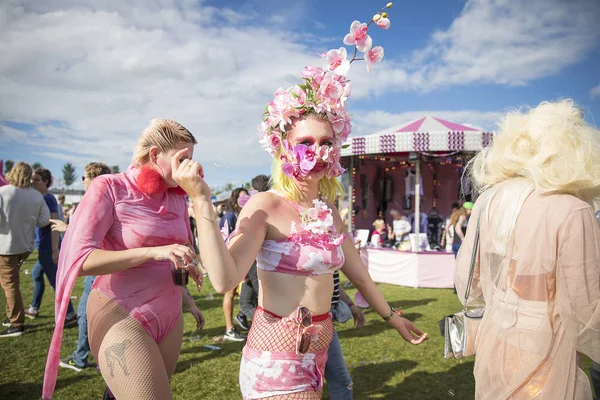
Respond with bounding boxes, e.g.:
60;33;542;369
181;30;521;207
0;253;593;399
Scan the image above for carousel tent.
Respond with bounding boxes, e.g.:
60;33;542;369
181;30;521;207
342;116;493;234
341;116;494;289
341;115;492;157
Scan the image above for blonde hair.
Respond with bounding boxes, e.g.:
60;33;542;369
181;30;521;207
132;119;197;166
270;114;345;204
7;162;32;188
469;100;600;205
84;162;111;179
372;218;385;229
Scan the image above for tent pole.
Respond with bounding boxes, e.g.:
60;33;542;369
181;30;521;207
348;156;354;234
415;155;421;236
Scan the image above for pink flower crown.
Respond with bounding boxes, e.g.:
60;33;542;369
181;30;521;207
259;3;394;166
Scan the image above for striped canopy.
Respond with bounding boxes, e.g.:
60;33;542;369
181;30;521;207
342;115;493;156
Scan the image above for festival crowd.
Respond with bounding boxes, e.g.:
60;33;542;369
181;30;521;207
0;3;599;399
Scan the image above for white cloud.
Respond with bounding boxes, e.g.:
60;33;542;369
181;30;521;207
355;0;600;92
351;109;502;137
1;0;598;186
591;83;600;99
0;0;322;181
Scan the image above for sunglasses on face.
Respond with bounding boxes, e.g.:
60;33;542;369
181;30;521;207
296;306;312;355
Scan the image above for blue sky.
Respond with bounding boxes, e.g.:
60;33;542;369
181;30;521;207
1;0;599;190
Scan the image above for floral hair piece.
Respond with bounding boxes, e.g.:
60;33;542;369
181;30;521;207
259;3;394;179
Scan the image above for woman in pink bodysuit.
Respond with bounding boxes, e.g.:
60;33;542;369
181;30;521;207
173;5;428;399
42;119;204;399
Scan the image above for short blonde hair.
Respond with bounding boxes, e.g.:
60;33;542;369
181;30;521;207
270;114;345;204
84;162;111;179
132;119;197;166
7;162;32;188
372;218;385;229
469;100;600;205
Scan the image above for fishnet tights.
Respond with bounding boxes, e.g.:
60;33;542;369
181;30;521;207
246;308;334;400
87;289;183;400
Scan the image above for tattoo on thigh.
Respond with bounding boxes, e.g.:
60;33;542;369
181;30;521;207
105;340;132;377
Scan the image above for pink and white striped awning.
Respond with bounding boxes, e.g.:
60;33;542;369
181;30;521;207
342;116;493;156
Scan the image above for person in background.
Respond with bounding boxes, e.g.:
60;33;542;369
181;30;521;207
388;209;411;246
56;195;66;222
325;269;366;399
219;187;248;341
55;162;111;372
455;100;600;399
440;202;460;251
449;202;473;258
236;174;270;331
0;163;51;337
26;168;77;325
370;218;388;248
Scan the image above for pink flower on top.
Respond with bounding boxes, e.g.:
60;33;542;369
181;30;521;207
318;72;343;101
343;21;373;52
300;65;326;84
268;88;296;131
289;86;307;108
365;46;384;72
325;48;350;76
375;17;390;29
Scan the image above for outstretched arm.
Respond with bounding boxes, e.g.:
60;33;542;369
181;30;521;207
172;150;267;293
330;205;427;345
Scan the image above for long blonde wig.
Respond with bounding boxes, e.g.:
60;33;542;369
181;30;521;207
469;100;600;206
468;100;600;256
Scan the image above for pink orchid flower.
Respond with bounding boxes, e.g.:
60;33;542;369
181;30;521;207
325;47;350;76
294;144;317;176
301;65;325;84
343;21;373;52
317;208;332;221
318;72;343;102
376;17;390;29
326;161;346;178
365;46;384;72
281;160;295;178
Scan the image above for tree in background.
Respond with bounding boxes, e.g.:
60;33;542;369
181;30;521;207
32;162;43;169
4;160;14;174
62;162;77;188
111;165;120;174
224;182;233;191
244;182;251;190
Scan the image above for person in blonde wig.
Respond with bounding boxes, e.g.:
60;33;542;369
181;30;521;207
455;100;600;399
43;119;204;399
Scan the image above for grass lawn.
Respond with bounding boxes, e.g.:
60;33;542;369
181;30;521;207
0;253;594;399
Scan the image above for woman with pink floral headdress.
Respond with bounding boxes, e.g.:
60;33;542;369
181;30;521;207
174;4;427;399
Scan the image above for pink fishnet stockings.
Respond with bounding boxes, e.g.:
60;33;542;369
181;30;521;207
245;308;334;399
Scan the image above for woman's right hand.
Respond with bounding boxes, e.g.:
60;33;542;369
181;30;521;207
149;244;196;268
171;149;212;201
389;316;428;345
